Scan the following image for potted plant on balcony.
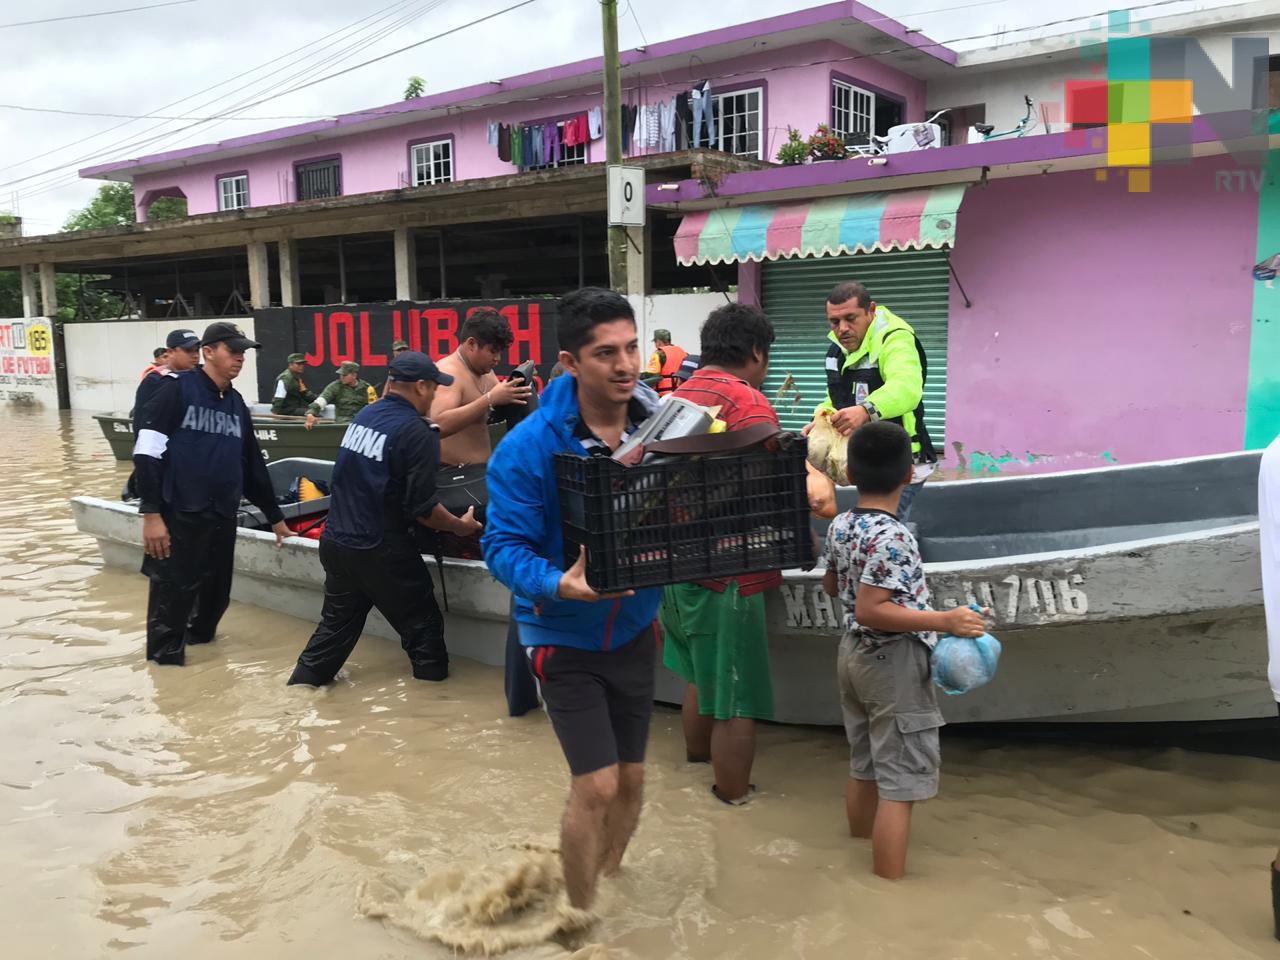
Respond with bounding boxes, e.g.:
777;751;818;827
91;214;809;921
776;127;808;165
808;124;847;162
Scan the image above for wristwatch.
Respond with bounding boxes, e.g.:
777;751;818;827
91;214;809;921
859;400;882;421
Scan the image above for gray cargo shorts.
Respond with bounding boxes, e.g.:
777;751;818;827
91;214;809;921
837;632;944;802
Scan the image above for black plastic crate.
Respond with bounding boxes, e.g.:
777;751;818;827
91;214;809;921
555;438;811;591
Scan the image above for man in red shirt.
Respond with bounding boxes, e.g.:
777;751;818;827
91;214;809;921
661;303;780;804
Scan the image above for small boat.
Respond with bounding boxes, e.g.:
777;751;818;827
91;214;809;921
70;450;1272;726
236;457;334;530
92;407;348;464
94;408;509;464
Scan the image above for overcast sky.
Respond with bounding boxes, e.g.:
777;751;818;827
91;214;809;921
0;0;1239;233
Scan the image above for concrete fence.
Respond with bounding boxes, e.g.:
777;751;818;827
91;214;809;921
63;319;261;412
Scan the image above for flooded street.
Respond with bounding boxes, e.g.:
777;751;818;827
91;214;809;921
2;408;1278;959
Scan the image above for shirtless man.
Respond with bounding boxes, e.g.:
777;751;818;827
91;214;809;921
433;309;532;466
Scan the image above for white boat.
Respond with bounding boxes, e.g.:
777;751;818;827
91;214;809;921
70;450;1272;725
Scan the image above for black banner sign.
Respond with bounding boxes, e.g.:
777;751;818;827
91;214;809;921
254;299;560;402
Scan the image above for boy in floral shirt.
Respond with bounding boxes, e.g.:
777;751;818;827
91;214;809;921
822;422;984;879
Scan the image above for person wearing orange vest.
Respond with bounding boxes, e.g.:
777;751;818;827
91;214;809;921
645;329;688;395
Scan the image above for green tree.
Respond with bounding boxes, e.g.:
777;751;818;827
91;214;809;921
62;182;186;232
404;75;425;100
0;184;189;320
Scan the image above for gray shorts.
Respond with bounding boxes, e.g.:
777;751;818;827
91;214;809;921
837;633;944;802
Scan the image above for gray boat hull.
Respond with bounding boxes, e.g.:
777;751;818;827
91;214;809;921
70;448;1274;724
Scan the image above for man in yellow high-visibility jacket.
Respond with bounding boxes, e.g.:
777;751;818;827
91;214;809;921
816;281;937;520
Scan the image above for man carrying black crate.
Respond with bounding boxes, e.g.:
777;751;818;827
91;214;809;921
483;287;662;913
660;303;781;805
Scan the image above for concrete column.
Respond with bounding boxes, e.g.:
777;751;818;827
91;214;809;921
393;226;419;301
38;262;57;316
737;260;762;306
247;240;271;310
279;238;302;307
624;224;647;297
19;264;38;317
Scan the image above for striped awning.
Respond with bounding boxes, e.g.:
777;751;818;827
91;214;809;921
673;183;967;267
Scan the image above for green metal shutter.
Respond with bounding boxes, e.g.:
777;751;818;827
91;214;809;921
760;248;951;443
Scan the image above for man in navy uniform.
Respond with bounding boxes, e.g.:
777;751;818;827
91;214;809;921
125;329;203;502
133;328;201;415
132;321;292;666
287;351;482;687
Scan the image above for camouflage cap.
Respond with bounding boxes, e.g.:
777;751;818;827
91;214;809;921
653;328;672;343
392;340;410;352
287;352;305;364
337;361;360;375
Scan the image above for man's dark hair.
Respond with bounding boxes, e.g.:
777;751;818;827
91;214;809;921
460;308;514;350
153;347;167;360
847;421;913;494
557;287;635;355
827;281;872;310
699;303;775;368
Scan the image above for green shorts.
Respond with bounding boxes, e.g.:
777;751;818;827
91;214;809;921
660;582;774;721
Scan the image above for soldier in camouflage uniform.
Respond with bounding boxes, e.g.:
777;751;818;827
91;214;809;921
271;352;317;417
305;361;378;429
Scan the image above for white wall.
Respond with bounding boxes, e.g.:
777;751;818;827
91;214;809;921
65;318;261;412
629;292;734;359
0;316;59;410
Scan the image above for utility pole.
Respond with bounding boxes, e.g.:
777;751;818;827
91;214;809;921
601;0;627;291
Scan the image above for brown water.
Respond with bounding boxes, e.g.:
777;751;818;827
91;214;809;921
2;407;1279;959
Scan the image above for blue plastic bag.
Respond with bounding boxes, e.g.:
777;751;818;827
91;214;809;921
931;609;1002;695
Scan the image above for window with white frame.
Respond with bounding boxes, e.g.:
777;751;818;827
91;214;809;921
410;139;453;186
217;174;248;211
524;120;587;170
831;79;875;144
708;87;763;159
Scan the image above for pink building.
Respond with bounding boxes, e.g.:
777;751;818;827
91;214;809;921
80;4;945;221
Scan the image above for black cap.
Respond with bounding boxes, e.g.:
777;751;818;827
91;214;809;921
200;321;260;351
166;328;200;350
387;350;454;385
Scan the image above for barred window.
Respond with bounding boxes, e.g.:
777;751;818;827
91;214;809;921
296;159;341;201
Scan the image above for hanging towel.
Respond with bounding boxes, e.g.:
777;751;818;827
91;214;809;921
675;93;690;150
642;104;660;148
587;106;603;140
659;98;676;152
487;120;499;146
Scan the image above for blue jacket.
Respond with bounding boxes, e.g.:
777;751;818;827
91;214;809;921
482;374;662;651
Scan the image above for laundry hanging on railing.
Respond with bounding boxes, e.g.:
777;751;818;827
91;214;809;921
488;108;603;168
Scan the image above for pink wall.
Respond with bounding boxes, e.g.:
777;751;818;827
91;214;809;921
131;41;925;219
943;157;1260;474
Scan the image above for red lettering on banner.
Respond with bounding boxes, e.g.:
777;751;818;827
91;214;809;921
304;313;325;366
359;312;388;367
407;309;422;352
422;309;458;359
330;311;355;364
1;357;12;373
506;304;542;365
0;327;9;348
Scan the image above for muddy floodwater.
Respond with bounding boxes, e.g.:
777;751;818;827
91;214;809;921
2;407;1279;959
